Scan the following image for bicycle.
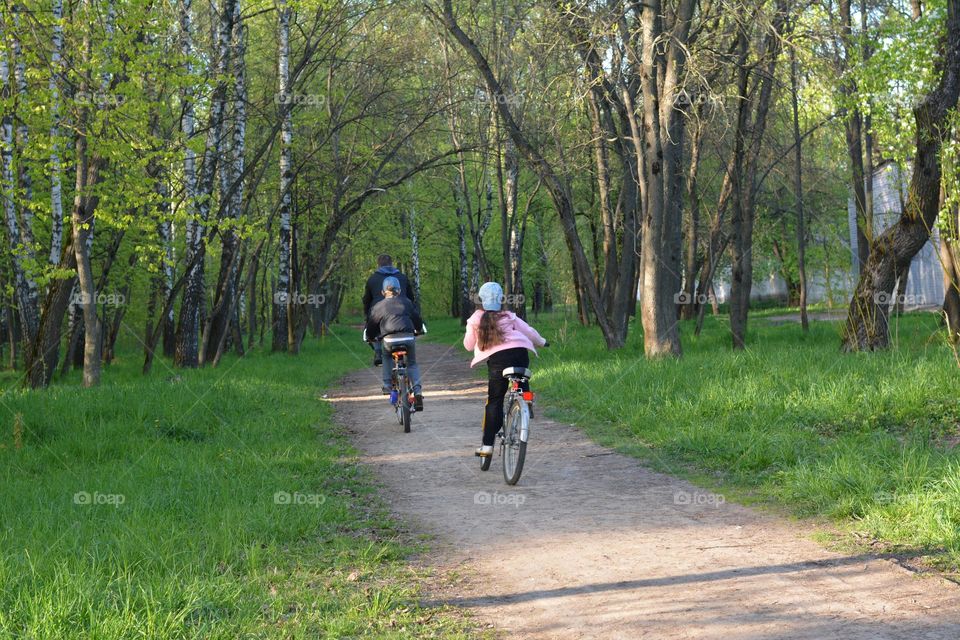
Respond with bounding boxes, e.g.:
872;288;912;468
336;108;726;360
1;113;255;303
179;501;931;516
479;366;534;485
382;333;417;433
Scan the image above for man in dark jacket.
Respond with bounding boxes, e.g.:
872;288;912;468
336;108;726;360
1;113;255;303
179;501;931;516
365;277;424;410
362;254;416;366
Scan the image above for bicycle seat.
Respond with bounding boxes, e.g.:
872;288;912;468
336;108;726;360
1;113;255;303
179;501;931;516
502;366;532;379
382;333;416;353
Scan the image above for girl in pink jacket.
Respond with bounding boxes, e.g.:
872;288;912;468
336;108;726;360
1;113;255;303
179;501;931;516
463;282;547;458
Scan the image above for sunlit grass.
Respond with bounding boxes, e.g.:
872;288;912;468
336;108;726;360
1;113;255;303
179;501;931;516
0;328;477;639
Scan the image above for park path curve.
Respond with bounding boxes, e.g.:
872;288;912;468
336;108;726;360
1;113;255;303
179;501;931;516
329;342;960;639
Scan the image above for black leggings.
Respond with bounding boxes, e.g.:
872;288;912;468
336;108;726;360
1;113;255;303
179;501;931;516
482;348;530;446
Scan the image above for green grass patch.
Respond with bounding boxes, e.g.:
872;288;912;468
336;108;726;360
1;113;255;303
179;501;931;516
431;307;960;569
0;329;476;639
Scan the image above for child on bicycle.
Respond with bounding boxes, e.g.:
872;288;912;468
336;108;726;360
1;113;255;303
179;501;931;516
463;282;547;458
366;276;425;410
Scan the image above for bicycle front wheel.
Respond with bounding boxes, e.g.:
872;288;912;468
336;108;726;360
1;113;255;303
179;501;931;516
502;399;527;485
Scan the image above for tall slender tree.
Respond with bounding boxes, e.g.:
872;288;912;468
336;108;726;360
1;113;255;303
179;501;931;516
273;0;293;352
175;0;234;367
48;0;65;266
1;10;40;348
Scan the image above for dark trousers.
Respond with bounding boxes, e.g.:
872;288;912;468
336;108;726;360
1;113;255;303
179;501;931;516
482;348;529;446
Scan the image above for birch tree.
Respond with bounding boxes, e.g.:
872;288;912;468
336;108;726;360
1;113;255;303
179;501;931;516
48;0;65;266
175;0;234;367
11;4;34;253
205;0;247;363
1;13;40;347
273;0;293;352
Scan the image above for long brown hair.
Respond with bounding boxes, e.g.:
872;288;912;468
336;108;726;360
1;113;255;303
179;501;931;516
477;310;506;350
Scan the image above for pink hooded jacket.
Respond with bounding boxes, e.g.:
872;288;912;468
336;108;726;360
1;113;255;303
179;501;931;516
463;310;547;367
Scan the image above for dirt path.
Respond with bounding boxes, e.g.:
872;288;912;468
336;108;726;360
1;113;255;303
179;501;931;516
330;343;960;639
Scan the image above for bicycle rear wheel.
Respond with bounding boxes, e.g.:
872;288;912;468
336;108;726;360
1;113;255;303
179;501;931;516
502;399;527;485
398;374;411;433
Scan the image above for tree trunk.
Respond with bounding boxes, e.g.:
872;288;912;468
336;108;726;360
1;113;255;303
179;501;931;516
0;26;40;346
495;116;514;300
728;6;789;349
11;5;35;255
509;209;527;318
842;0;960;350
941;230;960;343
586;88;617;312
532;205;552;315
175;0;233;367
680;115;704;321
408;203;422;305
160;217;176;358
4;300;16;369
24;244;77;388
632;0;695;357
840;0;871;272
457;193;471;324
71;5;103;387
174;0;201;366
862;0;876;272
273;0;293;352
205;0;246;362
49;0;65;266
790;43;809;332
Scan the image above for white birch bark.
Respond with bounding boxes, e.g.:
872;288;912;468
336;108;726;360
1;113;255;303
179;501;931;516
175;0;233;366
180;0;198;256
273;0;292;351
408;204;421;305
48;0;64;265
231;0;246;224
1;16;39;341
11;5;34;253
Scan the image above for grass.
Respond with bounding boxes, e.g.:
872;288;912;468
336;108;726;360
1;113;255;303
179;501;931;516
0;328;477;639
430;306;960;571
